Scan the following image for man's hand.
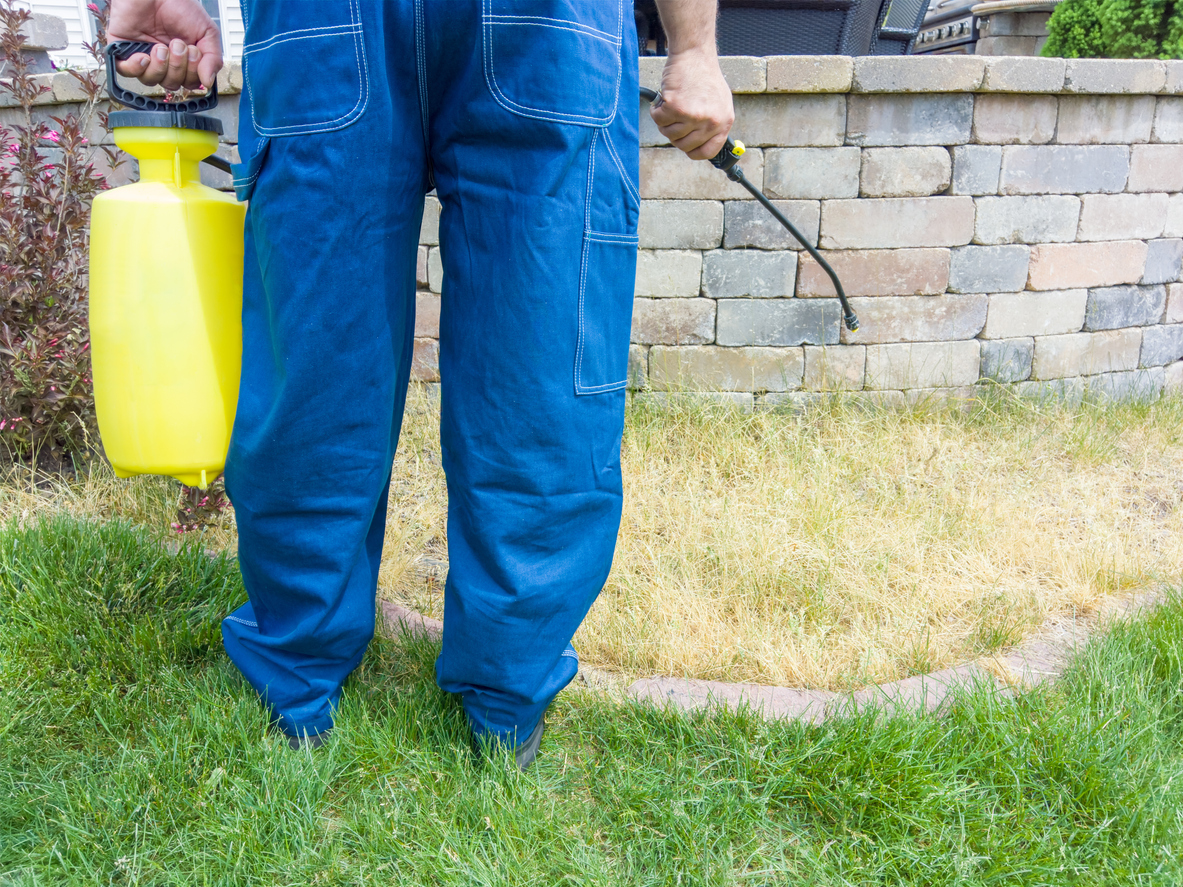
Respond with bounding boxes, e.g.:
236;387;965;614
651;0;734;161
107;0;222;90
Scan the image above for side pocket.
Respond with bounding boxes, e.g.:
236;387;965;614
242;0;368;137
575;231;638;395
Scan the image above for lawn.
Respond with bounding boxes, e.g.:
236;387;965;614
6;388;1182;690
2;516;1183;885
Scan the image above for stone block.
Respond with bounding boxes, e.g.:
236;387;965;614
973;95;1057;147
1084;284;1167;330
980;56;1066;93
1154;97;1183;143
1143;239;1183;285
638;56;663;93
628;344;647;390
1014;377;1086;403
763;147;861;199
19;13;67;51
948;244;1030;293
975;36;1042;56
1032;329;1141;379
225;62;244;92
640;146;762;199
631;298;716;345
637;391;756;410
702;249;798;298
719;56;766;93
1141;325;1183;367
1127;145;1183;192
411;337;440;382
639;98;668;147
1085;368;1165;401
635;250;703;297
841;294;987;345
91;148;137;188
797;248;950;297
846;94;974;147
864;341;981;389
428;247;443;293
803;345;866;390
973;195;1081;244
50;71;90;103
979;13;1050;37
416;246;428;287
716;299;840;346
981;290;1088;339
999;145;1129;194
415;292;440;338
951;145;1002;196
1167;283;1183;322
649;345;805;392
732;94;846;147
756;391;825;411
765;55;854;93
1027;241;1148;290
1168;360;1183;390
820;197;975;249
1168;62;1183;95
723;200;820;249
1063;59;1167;94
420;194;440;245
1170;195;1183;238
859;147;951;198
205;93;239;139
851;56;985;92
1077;193;1169;241
1056;95;1156;144
980;338;1034;383
639;200;724;249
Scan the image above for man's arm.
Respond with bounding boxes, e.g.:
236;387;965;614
651;0;734;160
107;0;222;90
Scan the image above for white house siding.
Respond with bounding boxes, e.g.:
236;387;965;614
218;0;244;61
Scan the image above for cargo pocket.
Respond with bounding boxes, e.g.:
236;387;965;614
482;0;623;127
242;0;368;136
575;230;637;395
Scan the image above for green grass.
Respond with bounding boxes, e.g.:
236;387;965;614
3;516;1183;885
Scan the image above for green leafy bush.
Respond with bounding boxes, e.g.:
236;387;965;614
1043;0;1183;57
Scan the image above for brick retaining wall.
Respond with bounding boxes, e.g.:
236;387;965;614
6;56;1182;405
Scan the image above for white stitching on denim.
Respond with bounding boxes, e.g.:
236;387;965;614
243;23;359;54
561;649;579;660
587;232;638;244
414;0;430;154
245;0;369;137
574;130;597;392
481;0;622;127
225;615;257;628
601;127;640;207
484;16;620;45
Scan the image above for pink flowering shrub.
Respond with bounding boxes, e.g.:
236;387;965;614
0;0;118;466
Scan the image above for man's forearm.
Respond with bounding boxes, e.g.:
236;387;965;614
654;0;718;55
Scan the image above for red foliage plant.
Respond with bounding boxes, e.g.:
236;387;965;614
0;0;118;466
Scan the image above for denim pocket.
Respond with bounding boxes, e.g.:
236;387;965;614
242;0;368;137
575;230;637;395
482;0;623;127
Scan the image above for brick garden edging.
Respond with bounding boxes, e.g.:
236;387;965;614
7;55;1182;402
380;590;1166;724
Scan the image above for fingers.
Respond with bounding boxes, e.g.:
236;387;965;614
133;40;207;90
115;53;151;80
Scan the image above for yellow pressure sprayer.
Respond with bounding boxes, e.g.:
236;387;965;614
89;41;245;489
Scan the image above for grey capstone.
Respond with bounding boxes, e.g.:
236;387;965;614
1141;325;1183;367
1142;238;1183;286
1084;285;1167;331
980;338;1034;383
948;245;1031;293
716;299;841;346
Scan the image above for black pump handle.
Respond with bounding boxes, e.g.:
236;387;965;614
105;40;218;113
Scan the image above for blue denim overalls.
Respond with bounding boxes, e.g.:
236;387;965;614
221;0;639;744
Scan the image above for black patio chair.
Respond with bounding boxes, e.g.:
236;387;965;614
868;0;931;53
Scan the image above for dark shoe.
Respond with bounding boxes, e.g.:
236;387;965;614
513;716;545;771
287;728;331;750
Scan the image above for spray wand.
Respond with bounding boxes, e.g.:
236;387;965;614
641;86;858;332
